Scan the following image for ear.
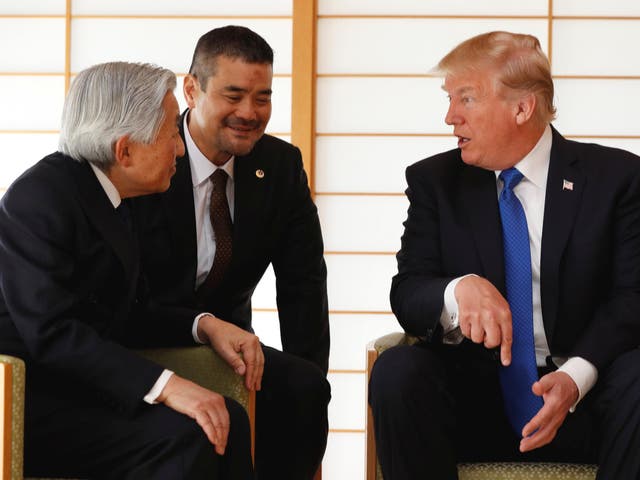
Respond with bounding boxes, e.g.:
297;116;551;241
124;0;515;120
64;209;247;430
515;93;537;126
114;135;132;167
183;74;200;109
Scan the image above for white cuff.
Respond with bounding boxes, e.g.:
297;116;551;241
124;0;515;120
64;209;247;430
441;274;478;343
556;356;598;412
143;369;174;404
192;312;212;344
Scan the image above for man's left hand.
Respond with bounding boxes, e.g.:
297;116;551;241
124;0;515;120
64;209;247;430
519;371;578;452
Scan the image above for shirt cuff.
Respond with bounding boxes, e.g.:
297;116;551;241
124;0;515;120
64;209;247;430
441;274;477;344
143;369;174;404
192;312;212;344
556;356;598;412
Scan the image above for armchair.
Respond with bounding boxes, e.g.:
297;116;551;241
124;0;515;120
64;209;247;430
1;346;255;480
365;333;597;480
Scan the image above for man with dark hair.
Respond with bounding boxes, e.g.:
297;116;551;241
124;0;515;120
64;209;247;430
369;31;640;479
132;26;330;479
0;61;254;479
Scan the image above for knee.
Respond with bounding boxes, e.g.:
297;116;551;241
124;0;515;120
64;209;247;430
225;398;250;439
282;359;331;407
369;345;444;408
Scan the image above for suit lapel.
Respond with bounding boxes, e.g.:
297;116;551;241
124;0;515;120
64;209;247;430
232;143;269;265
540;128;585;342
163;153;199;282
459;163;506;292
73;160;136;283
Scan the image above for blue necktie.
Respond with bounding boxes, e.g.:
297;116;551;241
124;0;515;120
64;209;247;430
498;168;543;435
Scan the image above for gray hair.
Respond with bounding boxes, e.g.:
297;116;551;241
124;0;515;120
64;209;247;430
59;62;177;169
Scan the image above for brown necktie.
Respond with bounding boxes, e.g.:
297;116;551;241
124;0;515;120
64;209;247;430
200;168;233;293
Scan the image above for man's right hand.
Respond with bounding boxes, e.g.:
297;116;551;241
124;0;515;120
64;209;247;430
454;275;513;366
157;374;229;455
197;314;264;391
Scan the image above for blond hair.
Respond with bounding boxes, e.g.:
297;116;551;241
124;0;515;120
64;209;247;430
436;31;556;125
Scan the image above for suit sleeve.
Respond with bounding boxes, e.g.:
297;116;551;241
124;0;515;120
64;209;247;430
272;148;330;374
571;160;640;370
390;163;456;341
0;174;163;413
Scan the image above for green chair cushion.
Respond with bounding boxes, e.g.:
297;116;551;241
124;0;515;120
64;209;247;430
459;462;597;479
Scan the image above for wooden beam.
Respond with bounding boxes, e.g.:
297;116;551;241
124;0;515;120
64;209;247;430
291;0;317;195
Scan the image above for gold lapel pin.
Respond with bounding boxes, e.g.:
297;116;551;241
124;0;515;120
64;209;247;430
256;169;265;179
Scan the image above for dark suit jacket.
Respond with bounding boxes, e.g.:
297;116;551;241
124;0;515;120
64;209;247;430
391;127;640;372
131;119;329;373
0;153;198;414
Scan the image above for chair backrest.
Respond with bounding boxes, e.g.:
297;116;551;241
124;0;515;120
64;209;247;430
1;355;25;480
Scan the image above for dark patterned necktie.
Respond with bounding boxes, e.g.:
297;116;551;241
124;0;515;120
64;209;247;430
498;167;543;435
200;168;233;292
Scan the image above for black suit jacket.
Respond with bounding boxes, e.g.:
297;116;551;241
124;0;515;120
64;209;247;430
131;119;329;373
0;153;198;414
391;127;640;372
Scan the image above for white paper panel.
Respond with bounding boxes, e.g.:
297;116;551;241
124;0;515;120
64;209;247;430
566;138;640;157
317;195;407;252
322;432;365;480
318;18;548;74
0;134;59;188
552;20;640;76
317;77;449;134
0;19;65;72
326;254;396;311
0;76;64;130
251;310;282;350
554;0;640;16
328;372;366;430
0;0;65;14
250;265;277;310
315;136;457;193
70;18;292;74
250;253;398;311
319;0;547;16
72;0;291;15
329;313;399;370
553;79;640;136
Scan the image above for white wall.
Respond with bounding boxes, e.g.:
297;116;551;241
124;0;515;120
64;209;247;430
1;1;640;478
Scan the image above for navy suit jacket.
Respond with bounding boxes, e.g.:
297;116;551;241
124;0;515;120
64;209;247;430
131;116;330;374
391;127;640;371
0;153;198;414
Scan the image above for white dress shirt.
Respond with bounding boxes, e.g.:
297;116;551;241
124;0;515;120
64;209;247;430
439;125;597;409
183;114;236;290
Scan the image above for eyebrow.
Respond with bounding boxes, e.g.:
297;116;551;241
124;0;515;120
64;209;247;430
223;85;273;95
441;84;475;95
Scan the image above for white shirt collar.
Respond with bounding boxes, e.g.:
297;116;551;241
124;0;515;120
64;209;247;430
496;124;552;189
88;162;121;208
183;112;235;187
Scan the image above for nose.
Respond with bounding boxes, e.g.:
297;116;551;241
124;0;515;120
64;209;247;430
235;98;258;121
176;133;185;157
444;101;460;126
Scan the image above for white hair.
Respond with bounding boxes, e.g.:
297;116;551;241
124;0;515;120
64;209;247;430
59;62;177;169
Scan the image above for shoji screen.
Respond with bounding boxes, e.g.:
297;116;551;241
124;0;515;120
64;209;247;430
0;0;292;197
315;0;640;478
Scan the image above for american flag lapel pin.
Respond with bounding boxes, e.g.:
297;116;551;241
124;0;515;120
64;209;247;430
562;179;574;191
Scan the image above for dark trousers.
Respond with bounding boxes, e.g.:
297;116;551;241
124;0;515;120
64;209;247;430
369;341;640;480
256;346;331;480
24;385;253;480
